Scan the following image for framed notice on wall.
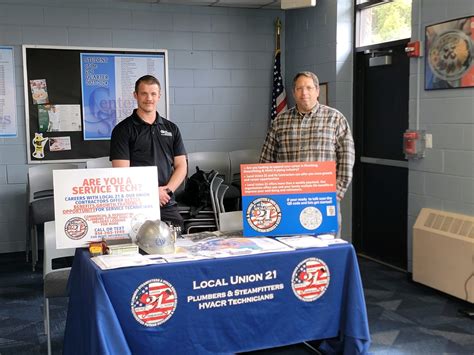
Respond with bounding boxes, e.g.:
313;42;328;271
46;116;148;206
319;82;328;105
0;46;18;138
23;45;169;163
425;16;474;90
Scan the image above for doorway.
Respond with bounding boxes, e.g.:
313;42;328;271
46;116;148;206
353;41;410;270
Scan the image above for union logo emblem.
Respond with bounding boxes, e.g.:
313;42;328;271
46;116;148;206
64;217;88;240
291;258;330;302
246;197;282;232
131;279;177;327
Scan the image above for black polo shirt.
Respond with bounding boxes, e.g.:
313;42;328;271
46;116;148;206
110;109;186;189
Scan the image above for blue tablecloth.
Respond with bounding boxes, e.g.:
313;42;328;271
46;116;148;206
64;243;370;354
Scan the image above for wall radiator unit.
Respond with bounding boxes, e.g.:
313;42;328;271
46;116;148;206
413;208;474;303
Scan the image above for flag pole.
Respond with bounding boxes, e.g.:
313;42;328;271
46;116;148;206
275;17;282;52
270;17;288;122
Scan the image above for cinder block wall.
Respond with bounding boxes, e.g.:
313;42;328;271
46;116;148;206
407;0;474;271
0;0;283;252
284;0;354;239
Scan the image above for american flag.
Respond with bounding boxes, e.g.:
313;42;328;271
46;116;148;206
271;49;288;121
132;280;176;326
293;259;330;301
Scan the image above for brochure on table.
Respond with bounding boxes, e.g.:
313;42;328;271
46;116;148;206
241;161;338;237
92;231;297;270
175;231;294;258
53;166;160;249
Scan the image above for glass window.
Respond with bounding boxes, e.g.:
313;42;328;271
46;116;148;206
357;0;412;47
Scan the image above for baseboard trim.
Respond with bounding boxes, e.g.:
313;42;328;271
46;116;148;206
357;253;408;273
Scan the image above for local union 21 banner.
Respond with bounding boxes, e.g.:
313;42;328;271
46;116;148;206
53;166;160;249
241;161;337;237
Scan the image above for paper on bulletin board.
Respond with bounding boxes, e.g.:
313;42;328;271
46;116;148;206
241;161;338;237
53;166;160;249
80;53;166;140
37;104;82;132
0;46;18;138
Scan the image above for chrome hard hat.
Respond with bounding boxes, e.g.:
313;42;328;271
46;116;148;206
136;219;176;255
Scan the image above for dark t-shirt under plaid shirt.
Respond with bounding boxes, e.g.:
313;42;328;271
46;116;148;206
259;104;355;200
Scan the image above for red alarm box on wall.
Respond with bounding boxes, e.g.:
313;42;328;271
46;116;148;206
405;41;422;57
403;130;426;159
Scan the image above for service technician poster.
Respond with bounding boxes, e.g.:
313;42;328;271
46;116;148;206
241;161;337;237
53;166;160;249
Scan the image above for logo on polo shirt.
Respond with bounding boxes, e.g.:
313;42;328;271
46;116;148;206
160;129;172;137
291;258;330;302
131;279;177;326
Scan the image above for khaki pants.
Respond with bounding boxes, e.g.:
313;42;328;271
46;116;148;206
337;200;341;238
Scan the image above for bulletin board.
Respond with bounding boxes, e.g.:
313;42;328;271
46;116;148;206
23;45;169;164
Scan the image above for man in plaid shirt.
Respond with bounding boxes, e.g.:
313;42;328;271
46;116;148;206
260;71;355;236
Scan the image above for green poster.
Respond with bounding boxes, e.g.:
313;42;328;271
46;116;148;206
38;105;50;132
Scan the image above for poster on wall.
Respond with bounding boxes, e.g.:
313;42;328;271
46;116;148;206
53;166;160;249
80;53;166;140
0;46;18;138
241;161;338;237
425;16;474;90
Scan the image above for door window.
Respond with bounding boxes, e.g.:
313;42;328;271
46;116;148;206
356;0;412;47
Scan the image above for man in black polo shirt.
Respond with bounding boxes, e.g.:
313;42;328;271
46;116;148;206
110;75;187;232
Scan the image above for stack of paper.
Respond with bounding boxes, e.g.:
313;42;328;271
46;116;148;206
276;235;329;248
92;254;158;270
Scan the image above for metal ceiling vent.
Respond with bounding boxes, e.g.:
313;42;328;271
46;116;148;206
413;208;474;303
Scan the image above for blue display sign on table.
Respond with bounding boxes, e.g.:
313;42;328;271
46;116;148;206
241;161;338;237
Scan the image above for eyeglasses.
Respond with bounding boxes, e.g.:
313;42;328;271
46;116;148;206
294;86;317;92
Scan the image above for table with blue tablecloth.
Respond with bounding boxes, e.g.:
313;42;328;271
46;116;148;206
63;243;370;354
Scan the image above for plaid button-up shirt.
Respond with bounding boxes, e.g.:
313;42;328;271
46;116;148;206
260;104;355;200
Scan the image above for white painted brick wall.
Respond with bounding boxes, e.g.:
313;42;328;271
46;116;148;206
173;13;211;32
169;69;194;87
195;105;232;122
174;51;212;69
6;165;28;184
0;166;6;184
0;0;283;252
156;32;193;50
193;33;230;51
68;28;113;47
194;70;231;87
231;104;268;122
212;52;249;69
407;0;474;270
169;105;194;123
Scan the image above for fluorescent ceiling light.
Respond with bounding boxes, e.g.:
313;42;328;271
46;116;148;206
281;0;316;10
